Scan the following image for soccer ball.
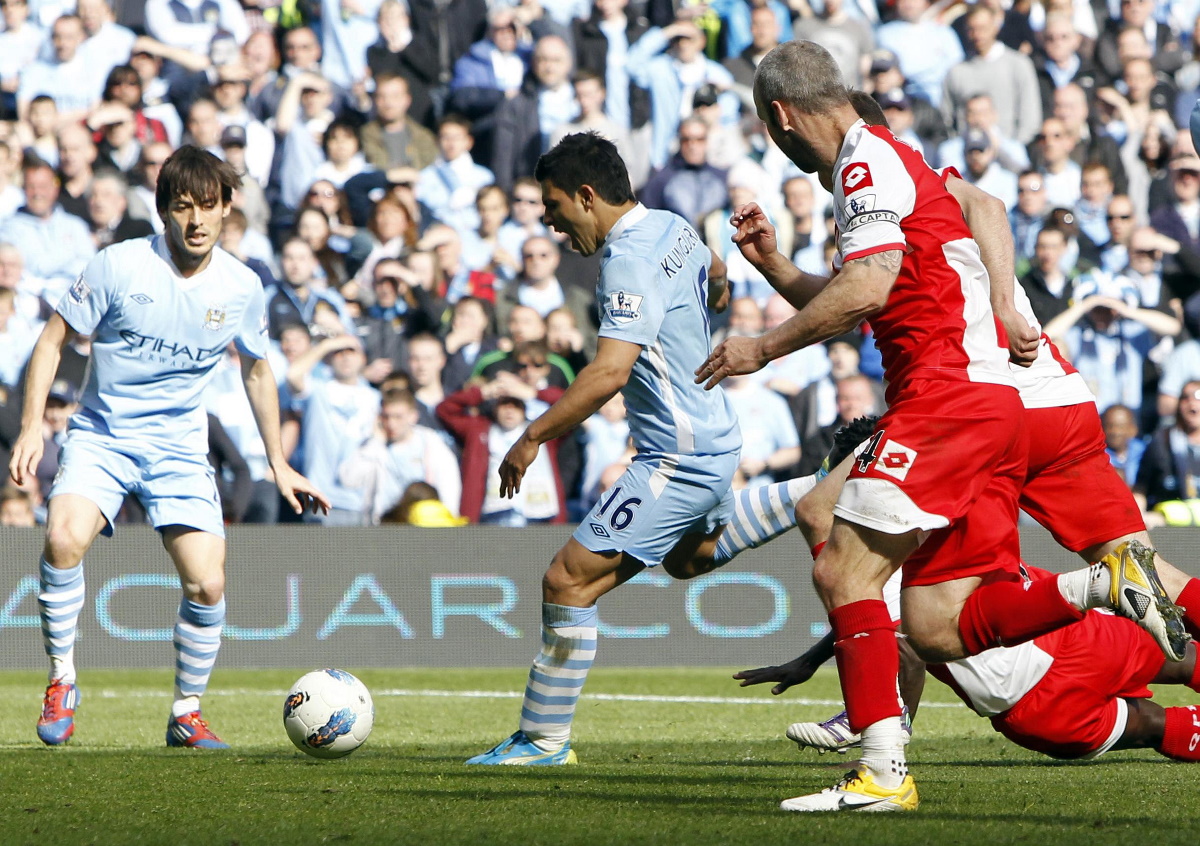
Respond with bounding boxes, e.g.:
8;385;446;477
283;669;374;759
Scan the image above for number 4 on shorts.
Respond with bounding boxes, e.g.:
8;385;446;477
856;430;885;473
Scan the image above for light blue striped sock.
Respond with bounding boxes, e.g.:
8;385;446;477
39;559;84;684
172;597;225;717
519;603;598;752
713;475;819;564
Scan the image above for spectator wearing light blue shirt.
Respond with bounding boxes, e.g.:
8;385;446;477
417;114;495;236
875;0;963;107
625;20;736;171
0;160;95;307
17;14;104;122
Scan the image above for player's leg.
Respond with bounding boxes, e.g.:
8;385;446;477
1136;639;1200;760
1019;404;1188;659
467;539;642;764
469;453;737;764
162;526;230;749
669;422;873;578
36;493;107;745
781;519;918;812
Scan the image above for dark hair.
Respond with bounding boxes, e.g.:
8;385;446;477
534;132;634;205
380;481;441;524
322;120;360;157
155;145;241;214
849;89;888;128
102;64;141;102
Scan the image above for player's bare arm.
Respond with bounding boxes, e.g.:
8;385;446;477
9;313;74;486
729;202;830;310
240;353;331;515
943;177;1038;367
499;337;642;498
695;249;900;390
707;252;731;312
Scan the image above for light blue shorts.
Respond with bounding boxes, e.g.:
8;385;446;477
573;451;738;567
50;431;225;538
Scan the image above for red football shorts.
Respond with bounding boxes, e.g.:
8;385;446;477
990;610;1165;758
1019;402;1145;553
835;379;1028;587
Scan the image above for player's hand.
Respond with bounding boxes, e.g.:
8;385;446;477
730;203;779;268
733;655;821;695
694;335;767;390
998;309;1039;368
274;465;331;516
8;429;44;488
499;434;539;498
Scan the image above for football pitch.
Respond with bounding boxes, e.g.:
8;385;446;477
0;667;1195;846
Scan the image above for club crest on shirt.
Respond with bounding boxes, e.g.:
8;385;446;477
841;162;874;195
203;306;227;331
606;291;643;325
68;275;91;304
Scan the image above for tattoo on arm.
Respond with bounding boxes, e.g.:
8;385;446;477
846;250;903;272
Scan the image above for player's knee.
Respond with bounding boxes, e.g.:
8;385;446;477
182;575;225;606
542;555;581;602
662;555;716;580
794;496;829;548
811;557;843;607
42;523;89;567
904;627;965;664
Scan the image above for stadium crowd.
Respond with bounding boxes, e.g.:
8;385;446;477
0;0;1198;528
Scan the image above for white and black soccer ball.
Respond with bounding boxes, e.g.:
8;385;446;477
283;669;374;759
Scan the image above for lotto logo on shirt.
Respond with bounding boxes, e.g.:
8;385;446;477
606;291;644;325
873;439;917;482
841;163;874;195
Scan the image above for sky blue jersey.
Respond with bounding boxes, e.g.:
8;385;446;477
596;205;740;457
56;236;268;457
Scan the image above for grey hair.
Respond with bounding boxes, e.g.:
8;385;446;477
754;41;850;115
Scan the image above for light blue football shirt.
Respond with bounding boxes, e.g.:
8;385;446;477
596;204;740;458
57;235;268;457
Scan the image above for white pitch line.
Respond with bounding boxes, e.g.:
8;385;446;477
90;687;960;708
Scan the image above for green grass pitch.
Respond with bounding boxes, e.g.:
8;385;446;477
0;667;1195;846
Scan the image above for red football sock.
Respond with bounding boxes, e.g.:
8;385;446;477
1175;579;1200;641
957;576;1084;655
1190;652;1200;695
1158;706;1200;761
830;599;902;734
810;541;826;560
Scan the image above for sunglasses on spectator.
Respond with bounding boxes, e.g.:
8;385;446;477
375;275;403;286
517;359;547;369
1107;213;1133;221
308;188;336;199
1132;248;1159;257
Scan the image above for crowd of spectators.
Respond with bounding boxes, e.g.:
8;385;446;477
0;0;1199;529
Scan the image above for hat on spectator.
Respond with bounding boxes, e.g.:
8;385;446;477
1073;268;1139;311
220;125;247;148
868;50;899;75
693;84;720;109
47;379;79;404
875;88;910;111
964;128;990;153
407;500;469;527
